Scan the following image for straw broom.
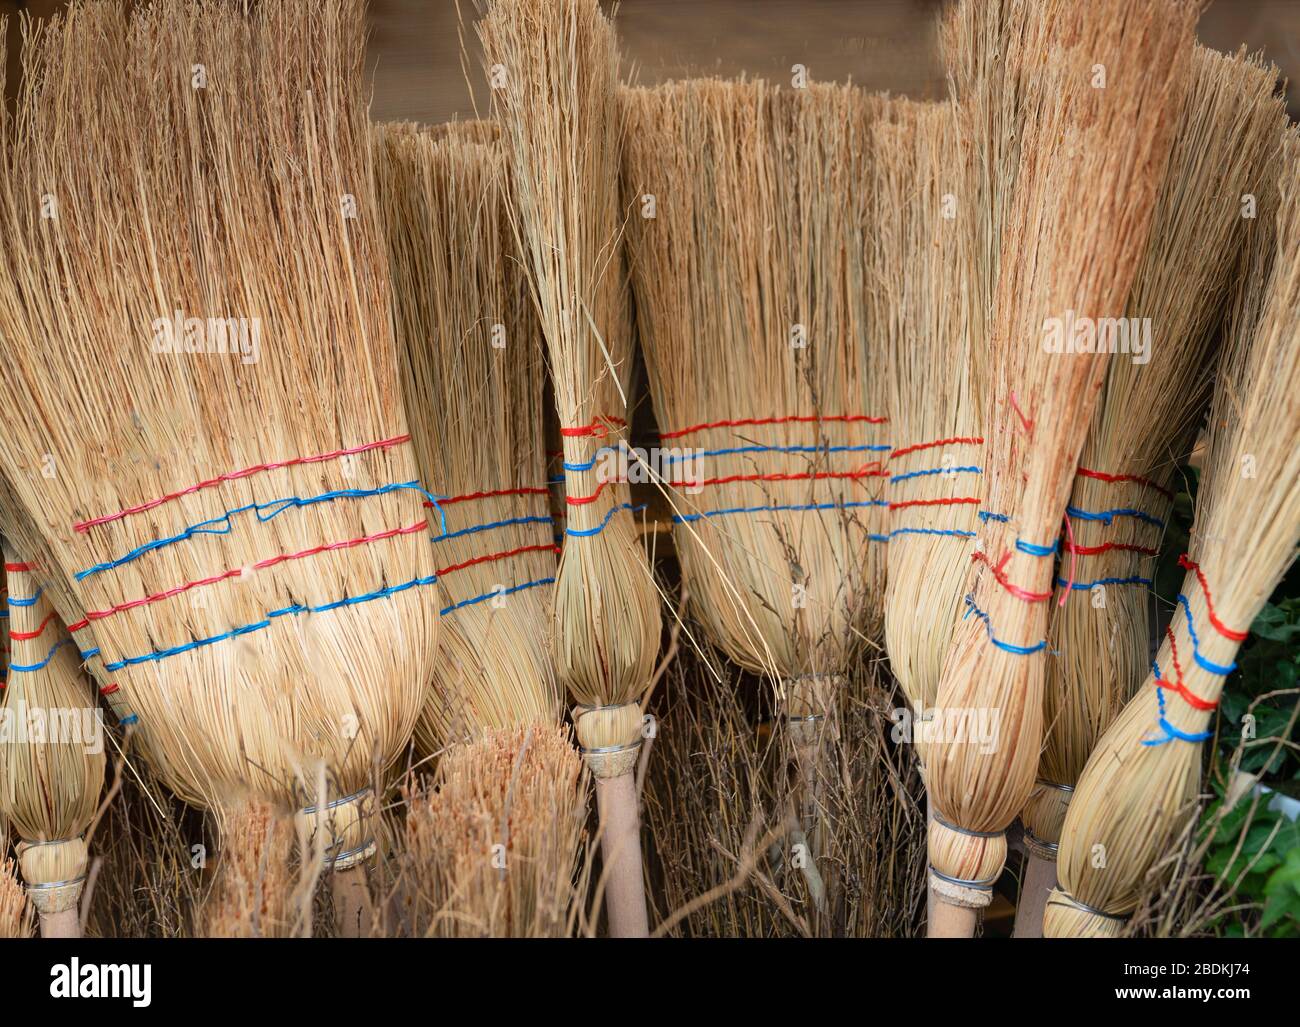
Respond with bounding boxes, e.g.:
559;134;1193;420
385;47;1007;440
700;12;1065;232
623;79;881;904
1046;127;1300;938
374;120;559;747
375;121;587;936
872;98;980;929
1016;45;1288;936
0;551;104;937
924;0;1197;936
0;0;436;934
884;0;1042;735
477;0;661;937
0;856;31;938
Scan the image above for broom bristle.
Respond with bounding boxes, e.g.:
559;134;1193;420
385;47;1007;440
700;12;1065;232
925;0;1198;907
0;856;32;938
623;79;882;693
1026;45;1289;850
375;121;558;749
0;0;436;861
1;551;105;918
876;99;983;727
400;724;587;937
203;797;297;938
1048;127;1300;937
881;0;1039;739
478;0;660;757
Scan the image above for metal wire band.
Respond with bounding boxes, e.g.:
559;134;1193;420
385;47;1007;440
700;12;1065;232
932;814;1003;839
324;841;374;868
28;874;87;892
1023;827;1060;854
928;866;998;891
578;738;643;756
1035;779;1075;793
20;835;83;848
299;786;372;816
1046;891;1128;922
573;701;640;715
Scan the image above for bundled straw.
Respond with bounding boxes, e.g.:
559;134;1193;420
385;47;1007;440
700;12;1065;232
1047;127;1300;938
203;798;297;939
477;0;661;936
0;552;105;938
924;0;1197;935
400;724;587;937
881;0;1043;731
375;120;559;749
1017;45;1288;933
623;81;881;892
875;98;983;738
0;0;436;926
0;856;32;938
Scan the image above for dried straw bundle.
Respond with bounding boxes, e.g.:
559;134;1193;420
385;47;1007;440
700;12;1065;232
375;121;558;749
1047;128;1300;938
477;0;661;936
1018;45;1288;932
0;0;436;919
875;99;983;740
623;80;881;864
203;798;297;938
0;481;133;732
0;552;104;937
888;0;1046;735
924;0;1197;934
0;856;32;938
400;724;586;937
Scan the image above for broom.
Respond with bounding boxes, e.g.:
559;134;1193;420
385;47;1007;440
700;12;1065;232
872;97;981;929
924;0;1197;936
374;120;559;748
623;79;882;910
375;120;589;937
477;0;662;937
1015;44;1288;936
1046;126;1300;938
0;0;436;934
0;551;105;938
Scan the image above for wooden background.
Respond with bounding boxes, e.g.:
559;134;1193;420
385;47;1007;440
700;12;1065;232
367;0;1300;124
4;1;1300;121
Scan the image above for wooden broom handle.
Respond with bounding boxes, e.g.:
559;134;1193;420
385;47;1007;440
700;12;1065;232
929;898;979;937
39;908;81;939
333;866;375;938
1013;852;1057;938
594;772;649;938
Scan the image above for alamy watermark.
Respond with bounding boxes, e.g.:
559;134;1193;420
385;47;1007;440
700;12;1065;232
1041;309;1151;365
151;309;261;365
595;445;704;494
0;701;104;756
890;703;1001;755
